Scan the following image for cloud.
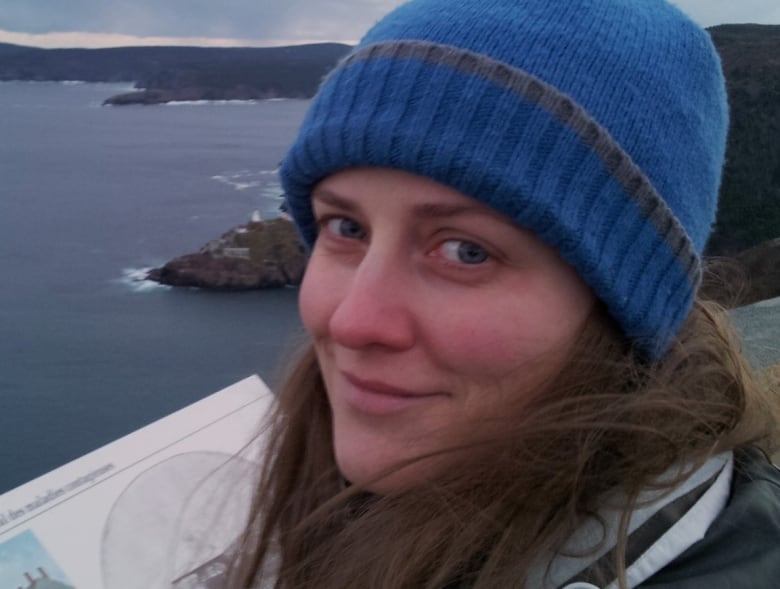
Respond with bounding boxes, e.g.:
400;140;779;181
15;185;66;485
0;0;405;45
668;0;780;27
0;0;777;50
0;29;324;49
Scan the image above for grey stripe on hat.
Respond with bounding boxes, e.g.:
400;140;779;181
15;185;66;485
335;40;700;290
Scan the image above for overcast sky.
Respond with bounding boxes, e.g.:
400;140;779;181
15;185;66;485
0;0;778;49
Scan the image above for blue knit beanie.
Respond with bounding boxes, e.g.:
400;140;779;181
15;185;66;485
280;0;729;359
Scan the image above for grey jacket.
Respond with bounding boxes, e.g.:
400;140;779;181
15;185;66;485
553;447;780;589
642;446;780;588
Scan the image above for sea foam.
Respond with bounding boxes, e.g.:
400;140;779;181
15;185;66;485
118;267;170;292
211;169;280;192
165;100;259;106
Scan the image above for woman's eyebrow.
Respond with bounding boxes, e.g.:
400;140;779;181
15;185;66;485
312;188;515;228
413;202;484;219
311;189;360;212
413;202;517;229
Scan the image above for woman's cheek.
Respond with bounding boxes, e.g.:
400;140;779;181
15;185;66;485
433;297;560;377
298;257;335;337
435;309;519;366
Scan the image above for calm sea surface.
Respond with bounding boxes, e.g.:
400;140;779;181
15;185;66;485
1;82;779;492
1;82;307;491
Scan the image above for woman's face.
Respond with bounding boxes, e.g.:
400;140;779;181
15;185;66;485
300;168;595;493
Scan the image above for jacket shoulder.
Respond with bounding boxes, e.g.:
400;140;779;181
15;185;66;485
642;446;780;588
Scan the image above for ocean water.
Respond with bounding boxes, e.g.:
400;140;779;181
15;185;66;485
0;82;308;491
1;82;779;493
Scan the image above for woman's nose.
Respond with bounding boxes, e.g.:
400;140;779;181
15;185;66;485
327;255;416;351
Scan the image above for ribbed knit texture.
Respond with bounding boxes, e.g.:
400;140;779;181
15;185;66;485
280;0;729;359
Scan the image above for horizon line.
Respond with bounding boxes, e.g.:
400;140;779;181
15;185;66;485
0;29;359;50
1;22;778;51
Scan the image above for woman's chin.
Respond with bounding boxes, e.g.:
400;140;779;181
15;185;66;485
336;454;440;495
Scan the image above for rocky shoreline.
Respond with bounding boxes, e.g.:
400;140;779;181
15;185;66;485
147;217;306;289
103;87;289;106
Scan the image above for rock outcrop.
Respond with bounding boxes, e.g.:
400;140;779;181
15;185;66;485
147;217;306;290
103;87;287;106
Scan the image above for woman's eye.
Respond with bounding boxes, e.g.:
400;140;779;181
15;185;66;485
324;217;367;240
440;240;490;265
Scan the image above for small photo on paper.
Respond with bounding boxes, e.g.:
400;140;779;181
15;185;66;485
0;529;74;588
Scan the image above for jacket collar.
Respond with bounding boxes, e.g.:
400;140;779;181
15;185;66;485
527;451;734;589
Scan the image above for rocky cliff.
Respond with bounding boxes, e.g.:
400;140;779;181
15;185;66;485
147;218;306;289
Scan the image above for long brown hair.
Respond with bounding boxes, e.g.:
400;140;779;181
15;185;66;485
225;298;778;589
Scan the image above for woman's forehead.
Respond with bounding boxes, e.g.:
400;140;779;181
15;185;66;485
314;167;522;228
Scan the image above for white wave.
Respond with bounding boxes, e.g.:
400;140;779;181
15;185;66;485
211;170;280;192
260;181;284;199
117;267;171;292
164;99;258;106
211;175;260;191
62;80;86;85
236;181;262;191
101;84;137;93
2;80;61;85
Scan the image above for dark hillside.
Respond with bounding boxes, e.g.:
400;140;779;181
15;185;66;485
708;25;780;254
0;43;352;97
0;42;40;56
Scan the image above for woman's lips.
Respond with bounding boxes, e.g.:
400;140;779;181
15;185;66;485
341;372;448;415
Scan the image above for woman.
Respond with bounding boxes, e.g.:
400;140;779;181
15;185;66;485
227;0;780;587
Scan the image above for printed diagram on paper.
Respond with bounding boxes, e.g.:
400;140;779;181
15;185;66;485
0;376;272;589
